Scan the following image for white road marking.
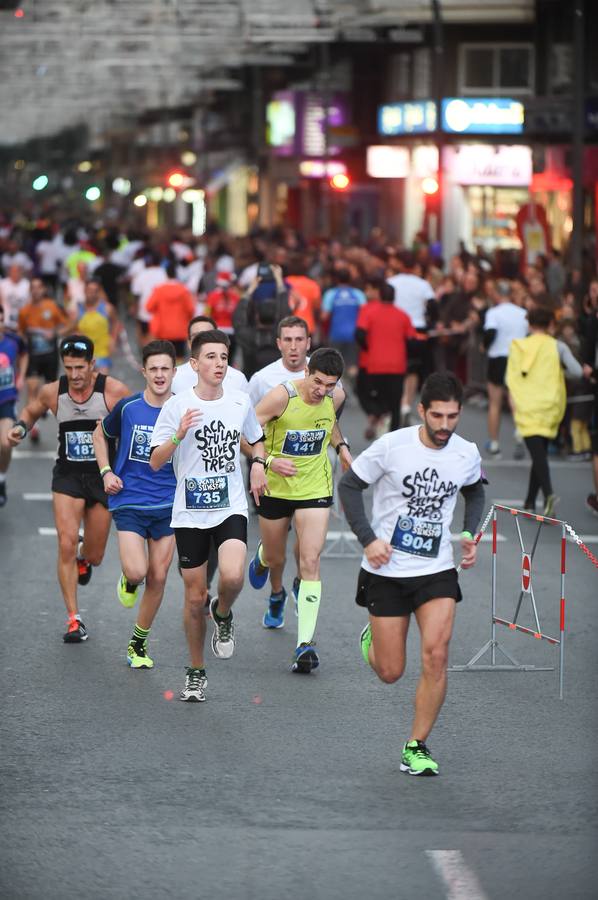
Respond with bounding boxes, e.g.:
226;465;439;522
426;850;489;900
483;458;589;468
13;450;55;460
23;493;52;501
326;530;358;541
491;499;525;506
38;527;57;536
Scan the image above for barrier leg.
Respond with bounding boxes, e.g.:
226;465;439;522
560;526;566;700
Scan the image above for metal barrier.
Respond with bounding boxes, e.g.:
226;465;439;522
322;450;362;559
451;504;568;697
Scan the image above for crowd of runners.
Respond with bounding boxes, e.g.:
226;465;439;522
1;215;597;777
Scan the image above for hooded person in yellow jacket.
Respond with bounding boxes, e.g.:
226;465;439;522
506;306;582;516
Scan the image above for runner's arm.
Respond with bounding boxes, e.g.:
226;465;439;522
16;345;28;389
104;376;131;410
460;479;485;535
330;420;352;471
92;422;123;494
254;384;289;428
332;382;346;420
7;381;57;444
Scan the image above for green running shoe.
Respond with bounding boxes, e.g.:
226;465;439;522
400;740;439;776
117;573;140;609
360;622;372;666
127;639;154;669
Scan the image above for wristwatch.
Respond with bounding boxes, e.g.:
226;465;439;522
335;441;350;455
251;456;267;467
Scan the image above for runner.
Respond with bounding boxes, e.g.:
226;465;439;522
248;316;346;620
0;304;28;507
77;277;121;375
18;277;70;443
249;347;351;672
8;335;130;642
93;340;178;669
172;315;248;395
338;373;484;776
150;328;267;702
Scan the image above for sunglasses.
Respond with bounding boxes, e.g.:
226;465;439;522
60;340;93;354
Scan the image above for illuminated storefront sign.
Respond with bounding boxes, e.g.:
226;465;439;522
266;92;296;157
378;101;436;136
366;145;410;178
299;160;347;178
442;98;524;134
444;144;532;186
412;145;439;178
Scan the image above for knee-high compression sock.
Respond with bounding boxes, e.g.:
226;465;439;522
132;624;150;643
297;580;321;645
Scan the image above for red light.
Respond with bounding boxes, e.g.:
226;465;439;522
330;172;350;191
167;171;185;188
15;8;25;17
422;176;439;195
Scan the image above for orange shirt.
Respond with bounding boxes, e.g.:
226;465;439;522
286;276;321;334
18;299;69;355
146;281;195;341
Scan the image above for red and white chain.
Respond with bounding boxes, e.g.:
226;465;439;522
564;522;598;570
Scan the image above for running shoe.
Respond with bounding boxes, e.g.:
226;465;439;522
248;542;269;589
263;588;287;629
63;616;88;643
127;639;154;669
400;740;439;776
29;425;40;444
484;440;501;459
360;622;372;666
291;642;319;673
0;482;6;508
77;535;92;586
543;494;559;517
117;573;140;609
586;493;598;517
291;576;301;615
179;667;207;702
209;597;235;658
513;442;525;461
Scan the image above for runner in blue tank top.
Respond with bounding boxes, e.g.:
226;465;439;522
93;340;178;669
0;305;28;507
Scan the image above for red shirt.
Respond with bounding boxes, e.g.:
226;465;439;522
356;301;416;374
206;287;241;331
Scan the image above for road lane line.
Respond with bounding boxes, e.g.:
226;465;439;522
450;533;506;542
23;493;52;501
38;527;57;536
13;450;55;459
425;850;488;900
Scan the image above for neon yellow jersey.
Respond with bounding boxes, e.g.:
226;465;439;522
78;305;110;359
265;381;336;500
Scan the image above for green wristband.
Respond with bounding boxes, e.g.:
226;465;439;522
171;434;181;446
461;531;474;541
100;465;112;477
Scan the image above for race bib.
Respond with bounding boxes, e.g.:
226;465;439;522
390;516;442;558
282;428;326;457
0;366;14;390
185;475;230;510
65;430;96;462
128;424;152;463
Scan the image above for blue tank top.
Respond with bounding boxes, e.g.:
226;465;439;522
102;392;176;511
0;332;24;405
328;286;363;342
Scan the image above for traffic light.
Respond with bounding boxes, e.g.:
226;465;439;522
329;172;350;192
167;171;185;189
421;176;439;195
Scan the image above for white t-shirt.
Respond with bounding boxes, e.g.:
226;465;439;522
172;360;248;395
1;251;32;274
35;240;61;275
387;273;434;330
0;277;30;330
248;357;308;406
238;262;259;289
151;387;263;529
131;266;167;322
483;302;528;358
351;425;482;578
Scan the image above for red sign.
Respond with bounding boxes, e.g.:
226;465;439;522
521;553;532;592
516;202;550;268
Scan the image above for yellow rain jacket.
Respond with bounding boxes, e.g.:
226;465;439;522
505;332;566;438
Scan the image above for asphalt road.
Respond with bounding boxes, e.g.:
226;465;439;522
1;356;597;900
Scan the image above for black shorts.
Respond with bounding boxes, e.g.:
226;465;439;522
487;356;507;387
175;514;247;568
406;333;431;379
26;352;58;382
367;373;404;417
51;465;108;508
355;567;462;617
257;495;333;520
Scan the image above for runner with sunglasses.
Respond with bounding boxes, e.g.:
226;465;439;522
8;334;130;642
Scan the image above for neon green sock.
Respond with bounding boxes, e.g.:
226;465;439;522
297;580;321;645
258;543;268;567
132;624;150;642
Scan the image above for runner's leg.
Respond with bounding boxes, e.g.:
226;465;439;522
53;492;85;616
214;538;246;617
258;515;292;594
368;614;410;683
409;597;456;742
182;564;208;669
293;507;330;645
137;534;175;630
81;502;112;566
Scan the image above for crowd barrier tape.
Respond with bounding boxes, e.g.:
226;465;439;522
451;504;598;699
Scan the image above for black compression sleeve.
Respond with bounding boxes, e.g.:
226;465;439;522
461;480;485;534
338;468;377;548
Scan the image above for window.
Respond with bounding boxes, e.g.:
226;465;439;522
459;44;534;95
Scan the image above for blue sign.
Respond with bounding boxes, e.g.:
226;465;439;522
441;98;524;134
378;101;436;136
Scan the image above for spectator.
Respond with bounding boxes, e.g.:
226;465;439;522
0;264;30;331
286;255;322;339
321;268;366;377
